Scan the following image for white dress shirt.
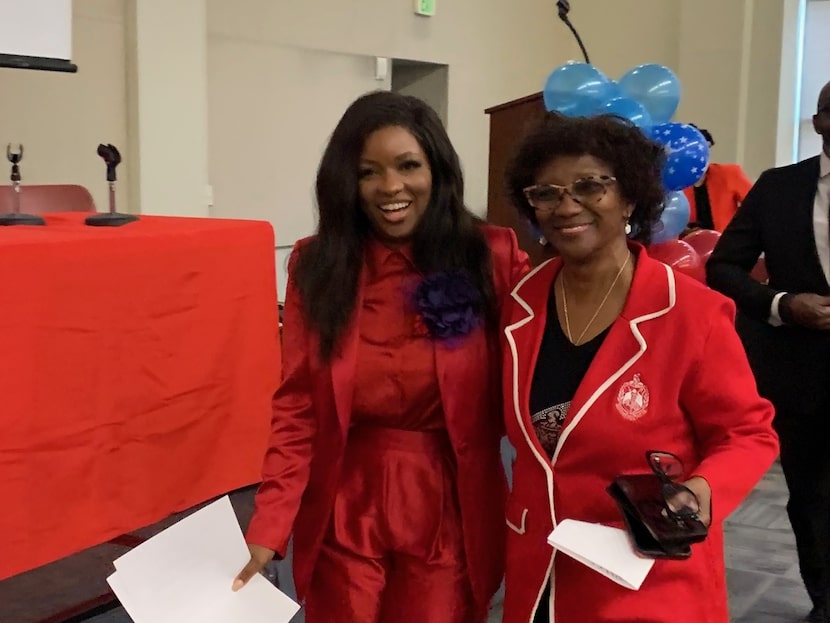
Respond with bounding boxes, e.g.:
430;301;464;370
769;150;830;324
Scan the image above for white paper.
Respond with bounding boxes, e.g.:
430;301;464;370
107;496;300;623
547;519;654;590
107;572;142;618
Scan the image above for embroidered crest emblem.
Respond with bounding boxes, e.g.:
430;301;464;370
616;373;650;421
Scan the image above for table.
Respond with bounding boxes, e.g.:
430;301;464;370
0;213;281;581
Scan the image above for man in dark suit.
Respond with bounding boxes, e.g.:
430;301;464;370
707;80;830;623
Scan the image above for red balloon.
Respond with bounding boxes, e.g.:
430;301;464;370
648;239;705;282
681;229;721;263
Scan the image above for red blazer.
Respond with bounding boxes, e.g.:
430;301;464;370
501;244;778;623
683;162;753;232
247;224;529;615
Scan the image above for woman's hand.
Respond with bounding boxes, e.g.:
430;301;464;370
232;544;275;591
682;476;712;527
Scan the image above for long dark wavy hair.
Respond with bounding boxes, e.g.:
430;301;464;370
292;91;496;361
505;112;666;245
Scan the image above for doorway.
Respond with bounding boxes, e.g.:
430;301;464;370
391;59;449;127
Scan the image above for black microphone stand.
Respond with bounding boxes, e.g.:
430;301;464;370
556;0;591;64
85;143;138;226
0;144;46;226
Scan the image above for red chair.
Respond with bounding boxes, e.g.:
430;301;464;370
0;184;96;214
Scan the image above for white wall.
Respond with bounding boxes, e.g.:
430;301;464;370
206;0;563;219
126;0;211;217
551;0;790;180
799;0;830;160
551;0;682;74
392;62;449;128
742;0;788;177
207;43;390;247
775;0;807;167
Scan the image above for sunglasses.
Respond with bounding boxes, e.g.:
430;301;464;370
646;450;701;522
522;175;617;212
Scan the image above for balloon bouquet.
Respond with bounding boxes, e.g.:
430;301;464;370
541;61;719;283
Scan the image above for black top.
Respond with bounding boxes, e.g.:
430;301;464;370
529;284;609;458
691;183;714;230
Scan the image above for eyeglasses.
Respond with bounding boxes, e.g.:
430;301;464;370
646;450;701;522
522;175;617;212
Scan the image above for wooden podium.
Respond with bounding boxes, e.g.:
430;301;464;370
484;92;552;267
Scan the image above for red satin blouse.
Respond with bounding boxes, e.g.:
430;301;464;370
350;238;445;431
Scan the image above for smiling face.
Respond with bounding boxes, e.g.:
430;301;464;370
358;125;433;246
533;154;633;263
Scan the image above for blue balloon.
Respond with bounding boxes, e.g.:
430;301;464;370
652;191;690;243
619;64;681;123
650;122;710;191
543;63;614;117
595;96;652;128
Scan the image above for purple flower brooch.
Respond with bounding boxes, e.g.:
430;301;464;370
412;270;482;341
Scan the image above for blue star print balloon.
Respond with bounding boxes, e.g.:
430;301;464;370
650;123;710;191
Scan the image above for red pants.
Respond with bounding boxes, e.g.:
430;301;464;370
305;427;476;623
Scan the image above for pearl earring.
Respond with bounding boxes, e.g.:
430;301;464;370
624;221;632;235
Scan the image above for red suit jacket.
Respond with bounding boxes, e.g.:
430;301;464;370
247;224;528;615
501;244;778;623
683;162;753;232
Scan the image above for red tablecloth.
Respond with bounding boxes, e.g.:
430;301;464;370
0;213;280;580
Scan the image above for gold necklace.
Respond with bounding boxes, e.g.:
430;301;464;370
561;253;631;346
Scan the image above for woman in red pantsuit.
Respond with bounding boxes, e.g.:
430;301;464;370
232;91;529;623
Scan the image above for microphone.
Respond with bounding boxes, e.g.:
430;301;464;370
84;143;138;227
555;0;590;64
0;143;46;226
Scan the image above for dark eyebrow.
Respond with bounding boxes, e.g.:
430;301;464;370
360;152;423;165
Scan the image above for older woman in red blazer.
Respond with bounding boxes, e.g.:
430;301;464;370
231;91;528;623
500;113;778;623
683;126;753;232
